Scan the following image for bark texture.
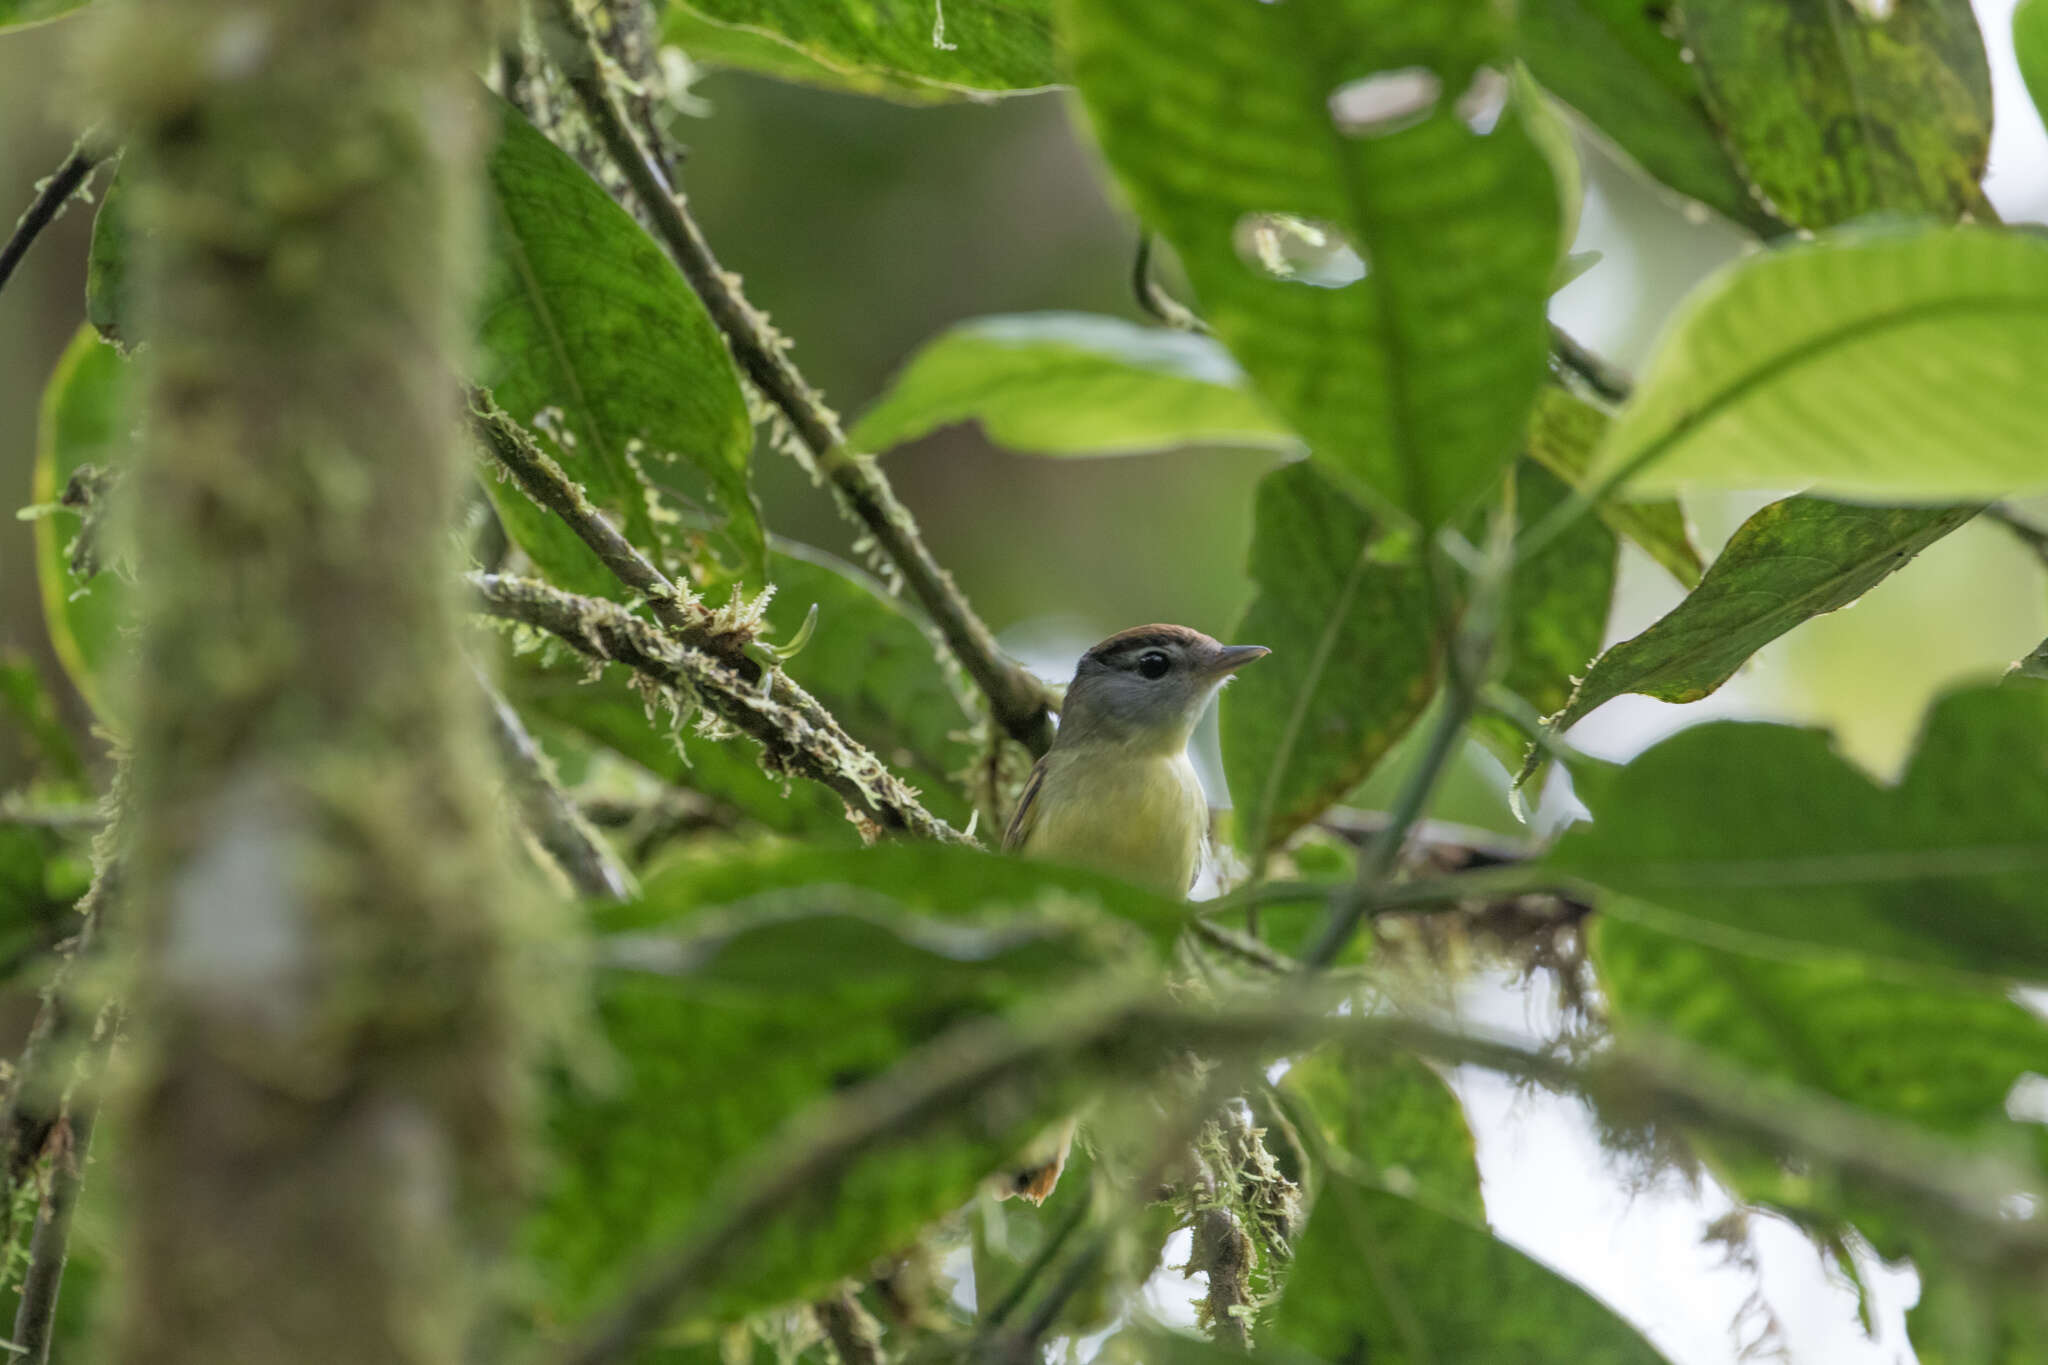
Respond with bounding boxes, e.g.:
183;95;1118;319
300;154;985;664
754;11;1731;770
85;3;523;1362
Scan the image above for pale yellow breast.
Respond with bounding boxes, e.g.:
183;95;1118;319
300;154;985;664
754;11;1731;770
1019;748;1208;895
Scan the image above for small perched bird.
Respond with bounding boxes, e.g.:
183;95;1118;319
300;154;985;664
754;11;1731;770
994;624;1268;1202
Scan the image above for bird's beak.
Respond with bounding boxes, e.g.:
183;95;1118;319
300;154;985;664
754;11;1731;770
1204;644;1270;677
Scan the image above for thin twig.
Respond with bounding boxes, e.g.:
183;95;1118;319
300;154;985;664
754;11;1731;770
541;993;2048;1365
1987;504;2048;572
977;1186;1092;1332
1190;918;1300;973
535;0;1056;756
1548;322;1632;406
471;572;968;843
479;667;636;900
469;391;700;632
1130;233;1208;334
0;139;103;303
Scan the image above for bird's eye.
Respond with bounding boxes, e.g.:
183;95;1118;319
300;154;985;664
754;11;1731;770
1136;650;1171;680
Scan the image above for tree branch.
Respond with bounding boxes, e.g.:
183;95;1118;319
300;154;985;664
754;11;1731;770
533;0;1057;756
10;1012;113;1365
542;993;2048;1365
479;667;636;900
814;1288;885;1365
0;138;103;303
1548;323;1632;406
471;572;968;843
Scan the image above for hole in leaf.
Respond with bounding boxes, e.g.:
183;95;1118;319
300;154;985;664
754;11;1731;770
1455;67;1510;135
1848;0;1895;19
1233;214;1367;288
1327;68;1441;137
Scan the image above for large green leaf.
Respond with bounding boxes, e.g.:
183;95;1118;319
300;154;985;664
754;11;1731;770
1515;0;1778;235
662;6;950;101
627;840;1190;953
1548;497;1978;733
1271;1172;1670;1364
1588;226;2048;500
1220;463;1436;856
0;0;87;29
1280;1048;1482;1222
1593;915;2048;1264
2019;0;2048;127
1552;685;2048;979
1497;462;1615;725
504;541;977;834
1597;918;2048;1363
848;313;1298;458
528;896;1136;1322
32;327;130;720
661;0;1058;97
84;159;129;347
478;97;761;594
1680;0;1992;230
1066;0;1559;528
1526;387;1701;588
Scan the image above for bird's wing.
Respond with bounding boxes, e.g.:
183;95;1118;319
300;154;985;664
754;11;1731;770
1002;757;1050;851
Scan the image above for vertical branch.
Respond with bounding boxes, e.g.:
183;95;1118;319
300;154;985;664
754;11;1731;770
535;0;1057;756
86;3;527;1363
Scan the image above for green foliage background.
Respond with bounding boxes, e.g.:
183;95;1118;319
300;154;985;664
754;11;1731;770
5;2;2048;1364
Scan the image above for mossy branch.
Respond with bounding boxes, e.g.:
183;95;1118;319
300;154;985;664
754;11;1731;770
545;992;2048;1365
533;0;1058;756
479;668;636;900
470;572;969;843
0;136;104;303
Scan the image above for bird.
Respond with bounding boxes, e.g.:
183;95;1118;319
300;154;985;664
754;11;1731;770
993;624;1269;1202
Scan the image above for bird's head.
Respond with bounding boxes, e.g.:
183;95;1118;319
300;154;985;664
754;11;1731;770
1055;624;1269;755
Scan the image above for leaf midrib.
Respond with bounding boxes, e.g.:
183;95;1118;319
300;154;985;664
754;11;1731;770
1568;503;1977;719
1606;290;2048;492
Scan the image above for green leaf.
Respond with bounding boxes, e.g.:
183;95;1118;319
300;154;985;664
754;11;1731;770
1552;684;2048;979
1515;0;1778;234
0;654;83;784
660;0;1057;98
528;897;1131;1322
1593;914;2048;1258
1066;0;1560;528
32;327;131;721
478;96;761;594
1679;0;1992;229
847;313;1299;458
662;5;951;101
1526;387;1701;588
625;839;1190;953
1280;1048;1482;1222
1497;462;1615;725
504;540;978;834
84;159;129;347
2018;0;2048;128
1548;497;1977;734
1220;463;1436;856
0;0;87;29
0;821;87;980
1589;226;2048;500
1271;1172;1670;1365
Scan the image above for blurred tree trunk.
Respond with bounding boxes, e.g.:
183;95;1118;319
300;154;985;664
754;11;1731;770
84;3;524;1363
